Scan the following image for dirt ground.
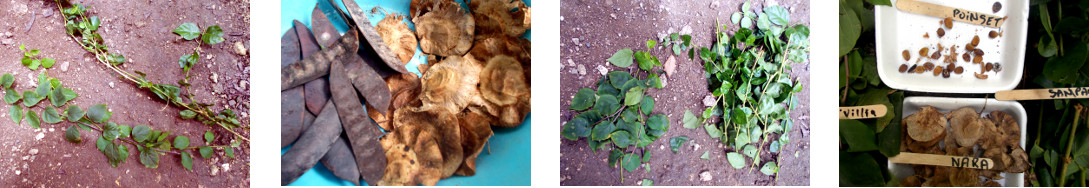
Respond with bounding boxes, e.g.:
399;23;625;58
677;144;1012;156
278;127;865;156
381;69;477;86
559;0;810;185
0;0;249;187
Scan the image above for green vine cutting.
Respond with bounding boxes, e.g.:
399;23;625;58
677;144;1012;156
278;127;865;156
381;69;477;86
54;1;247;143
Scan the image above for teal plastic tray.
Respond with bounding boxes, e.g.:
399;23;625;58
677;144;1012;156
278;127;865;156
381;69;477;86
280;0;531;186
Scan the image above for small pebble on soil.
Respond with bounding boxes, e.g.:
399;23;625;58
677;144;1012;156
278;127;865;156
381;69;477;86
699;170;712;181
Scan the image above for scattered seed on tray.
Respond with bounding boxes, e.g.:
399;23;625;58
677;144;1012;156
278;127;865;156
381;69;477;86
955;66;964;74
944;17;953;28
934;66;943;76
989;31;999;38
974;49;984;56
994;2;1002;13
919;48;929;57
962;53;971;62
900;64;909;73
903;50;911;61
930;51;941;59
973;55;983;64
985;63;994;72
924;62;935;70
972;35;980;46
937;28;945;37
994;63;1002;72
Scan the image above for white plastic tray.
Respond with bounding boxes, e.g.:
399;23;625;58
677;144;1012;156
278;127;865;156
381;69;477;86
890;96;1026;186
875;0;1028;93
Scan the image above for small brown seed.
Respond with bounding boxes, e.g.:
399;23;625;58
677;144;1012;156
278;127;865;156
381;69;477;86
975;72;989;79
989;31;999;38
924;62;935;70
919;48;929;57
944;17;953;28
943;68;951;78
974;49;984;56
986;63;994;72
972;35;981;46
903;50;911;61
973;55;983;64
899;64;908;73
931;51;941;59
937;28;946;37
909;64;918;73
916;65;926;73
966;43;975;51
993;2;1002;13
946;63;955;71
962;53;971;62
934;66;944;76
955;66;964;74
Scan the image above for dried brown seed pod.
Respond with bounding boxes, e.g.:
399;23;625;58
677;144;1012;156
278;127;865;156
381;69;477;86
966;43;975;51
934;66;943;76
973;55;983;64
942;68;951;78
916;65;926;73
972;35;981;46
989;30;999;38
903;50;911;61
919;48;930;57
924;62;935;70
937;28;946;37
985;63;994;72
974;49;984;56
900;64;909;73
930;51;940;59
955;66;964;74
944;17;953;28
962;53;971;62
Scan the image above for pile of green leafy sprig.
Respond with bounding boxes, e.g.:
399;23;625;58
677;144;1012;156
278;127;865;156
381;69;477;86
683;2;808;177
561;39;669;175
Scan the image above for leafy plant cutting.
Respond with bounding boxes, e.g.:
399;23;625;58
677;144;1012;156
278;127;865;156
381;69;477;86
687;2;808;177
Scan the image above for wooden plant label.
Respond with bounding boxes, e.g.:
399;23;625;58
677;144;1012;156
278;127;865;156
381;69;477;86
889;152;994;169
896;0;1006;28
839;104;888;119
996;87;1089;101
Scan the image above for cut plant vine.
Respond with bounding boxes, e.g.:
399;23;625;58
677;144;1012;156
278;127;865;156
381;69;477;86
53;1;247;143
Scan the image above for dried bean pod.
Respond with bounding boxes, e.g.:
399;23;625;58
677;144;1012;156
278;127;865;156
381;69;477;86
282;30;360;90
330;56;388;184
281;100;343;185
322;136;362;185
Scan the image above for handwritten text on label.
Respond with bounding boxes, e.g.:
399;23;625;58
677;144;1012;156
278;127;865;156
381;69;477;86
1049;87;1089;98
952;9;1003;27
841;107;878;119
951;156;991;169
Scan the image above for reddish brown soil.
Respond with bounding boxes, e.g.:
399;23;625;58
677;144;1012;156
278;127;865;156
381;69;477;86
559;0;810;185
0;0;249;187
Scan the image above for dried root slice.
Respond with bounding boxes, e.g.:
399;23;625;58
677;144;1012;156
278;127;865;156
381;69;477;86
376;13;418;64
468;36;531;66
470;0;530;37
983;147;1010;172
948;168;981;187
455;111;494;176
480;55;529;106
383;107;460;185
377;143;422;186
413;0;474;57
900;175;924;187
903;106;947;144
420;56;486;115
1007;147;1030;173
948;107;984;147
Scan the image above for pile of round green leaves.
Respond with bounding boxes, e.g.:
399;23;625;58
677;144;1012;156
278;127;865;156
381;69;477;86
562;71;669;172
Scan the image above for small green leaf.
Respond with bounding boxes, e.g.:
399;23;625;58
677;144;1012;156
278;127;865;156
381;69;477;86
88;16;101;31
42;106;62;124
178;51;199;73
65;125;81;143
646;114;669;130
139;148;160;168
62;88;78;101
174;136;190;149
26;110;40;129
622;152;641;172
561;117;592;140
4;88;21;104
641;179;654;186
0;74;13;88
624;86;645;106
760;162;779;175
669;136;689;153
22;91;42;107
840;119;879;152
10;105;22;126
611;131;633;148
608;149;622;167
132;125;152;142
181;151;194;171
593;94;620;115
179;110;197;120
700;151;710;160
106;53;126;66
590;121;616;141
49;84;69;107
640;96;655;114
570;88;596;111
204;131;214;144
102;122;124;141
727;152;746;169
646;40;657;50
764;6;790;26
199;146;213;158
41;58;55;69
86;104;112;123
64;105;85;122
682;110;699;129
174;23;201;40
201;25;226;44
607;48;635;67
643;150;652;163
224;147;234;158
731;12;742;24
705;123;724;140
743;145;758;158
